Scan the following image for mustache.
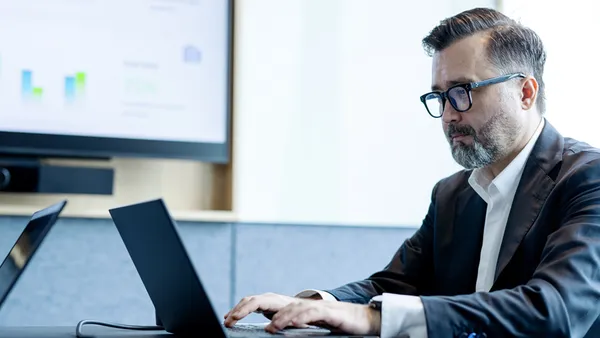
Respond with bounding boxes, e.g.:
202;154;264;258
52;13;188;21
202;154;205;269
447;124;476;138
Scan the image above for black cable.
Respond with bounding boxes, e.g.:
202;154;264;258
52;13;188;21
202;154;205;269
75;319;163;337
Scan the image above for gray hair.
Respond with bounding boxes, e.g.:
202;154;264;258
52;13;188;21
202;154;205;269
422;8;547;114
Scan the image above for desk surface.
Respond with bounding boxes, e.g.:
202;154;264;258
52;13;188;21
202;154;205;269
0;326;381;338
0;326;171;338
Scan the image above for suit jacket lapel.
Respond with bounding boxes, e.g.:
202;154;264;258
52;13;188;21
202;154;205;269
493;120;563;281
436;178;487;294
441;178;483;254
454;187;487;293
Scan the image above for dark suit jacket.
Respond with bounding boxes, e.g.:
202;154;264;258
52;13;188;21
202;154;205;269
326;120;600;338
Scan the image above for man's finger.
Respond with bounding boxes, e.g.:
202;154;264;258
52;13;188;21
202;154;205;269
291;308;320;328
225;298;249;319
231;298;260;318
266;305;290;332
267;304;317;332
226;296;284;327
224;298;256;326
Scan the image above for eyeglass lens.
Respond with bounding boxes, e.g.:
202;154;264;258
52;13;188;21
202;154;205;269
424;86;470;116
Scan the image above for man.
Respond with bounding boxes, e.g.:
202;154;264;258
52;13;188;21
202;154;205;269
224;7;600;338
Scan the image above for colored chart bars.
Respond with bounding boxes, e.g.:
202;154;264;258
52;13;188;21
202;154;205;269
21;70;44;101
65;71;86;103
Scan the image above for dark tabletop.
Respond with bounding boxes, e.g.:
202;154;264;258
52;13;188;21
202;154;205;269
0;326;172;338
0;326;381;338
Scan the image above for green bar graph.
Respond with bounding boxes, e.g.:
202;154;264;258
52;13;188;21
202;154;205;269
32;87;43;98
75;72;86;92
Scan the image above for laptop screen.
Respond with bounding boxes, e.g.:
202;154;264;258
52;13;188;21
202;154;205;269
0;200;66;306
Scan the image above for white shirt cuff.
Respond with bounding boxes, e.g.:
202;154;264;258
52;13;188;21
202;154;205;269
295;289;338;301
380;293;427;338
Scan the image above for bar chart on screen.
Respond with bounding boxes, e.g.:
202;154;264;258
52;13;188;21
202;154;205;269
20;69;44;103
64;71;86;107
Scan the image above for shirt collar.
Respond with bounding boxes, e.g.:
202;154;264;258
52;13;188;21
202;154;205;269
468;118;545;200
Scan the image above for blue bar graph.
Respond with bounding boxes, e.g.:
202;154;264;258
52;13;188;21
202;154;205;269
64;72;86;105
65;76;76;101
21;70;32;96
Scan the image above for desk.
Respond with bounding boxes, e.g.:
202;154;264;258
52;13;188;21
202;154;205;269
0;326;170;338
0;326;381;338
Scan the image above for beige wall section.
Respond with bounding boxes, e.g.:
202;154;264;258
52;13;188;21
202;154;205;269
0;156;236;222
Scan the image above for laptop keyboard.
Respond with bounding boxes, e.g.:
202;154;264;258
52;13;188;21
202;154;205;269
227;323;332;336
228;323;270;332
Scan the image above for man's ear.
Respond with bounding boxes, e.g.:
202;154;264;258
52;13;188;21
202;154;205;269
521;76;538;111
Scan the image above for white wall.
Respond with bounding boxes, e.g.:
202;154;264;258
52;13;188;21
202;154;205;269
232;0;495;226
501;0;600;147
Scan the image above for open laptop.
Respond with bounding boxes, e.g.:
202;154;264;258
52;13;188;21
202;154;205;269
109;199;377;338
0;200;67;312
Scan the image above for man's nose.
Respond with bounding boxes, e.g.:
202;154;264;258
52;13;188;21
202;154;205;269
441;101;461;124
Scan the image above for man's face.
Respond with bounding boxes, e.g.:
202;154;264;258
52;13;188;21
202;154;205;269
432;33;523;169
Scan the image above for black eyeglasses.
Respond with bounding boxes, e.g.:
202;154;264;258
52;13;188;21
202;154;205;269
419;73;526;118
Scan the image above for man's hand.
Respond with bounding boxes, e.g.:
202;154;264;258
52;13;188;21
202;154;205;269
265;300;381;335
224;292;298;327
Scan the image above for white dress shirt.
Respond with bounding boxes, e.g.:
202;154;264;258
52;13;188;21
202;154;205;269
298;118;546;338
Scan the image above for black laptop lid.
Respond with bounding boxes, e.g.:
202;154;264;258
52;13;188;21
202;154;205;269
109;199;225;337
0;200;67;307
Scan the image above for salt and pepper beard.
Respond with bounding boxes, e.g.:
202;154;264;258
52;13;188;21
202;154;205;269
447;109;520;170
